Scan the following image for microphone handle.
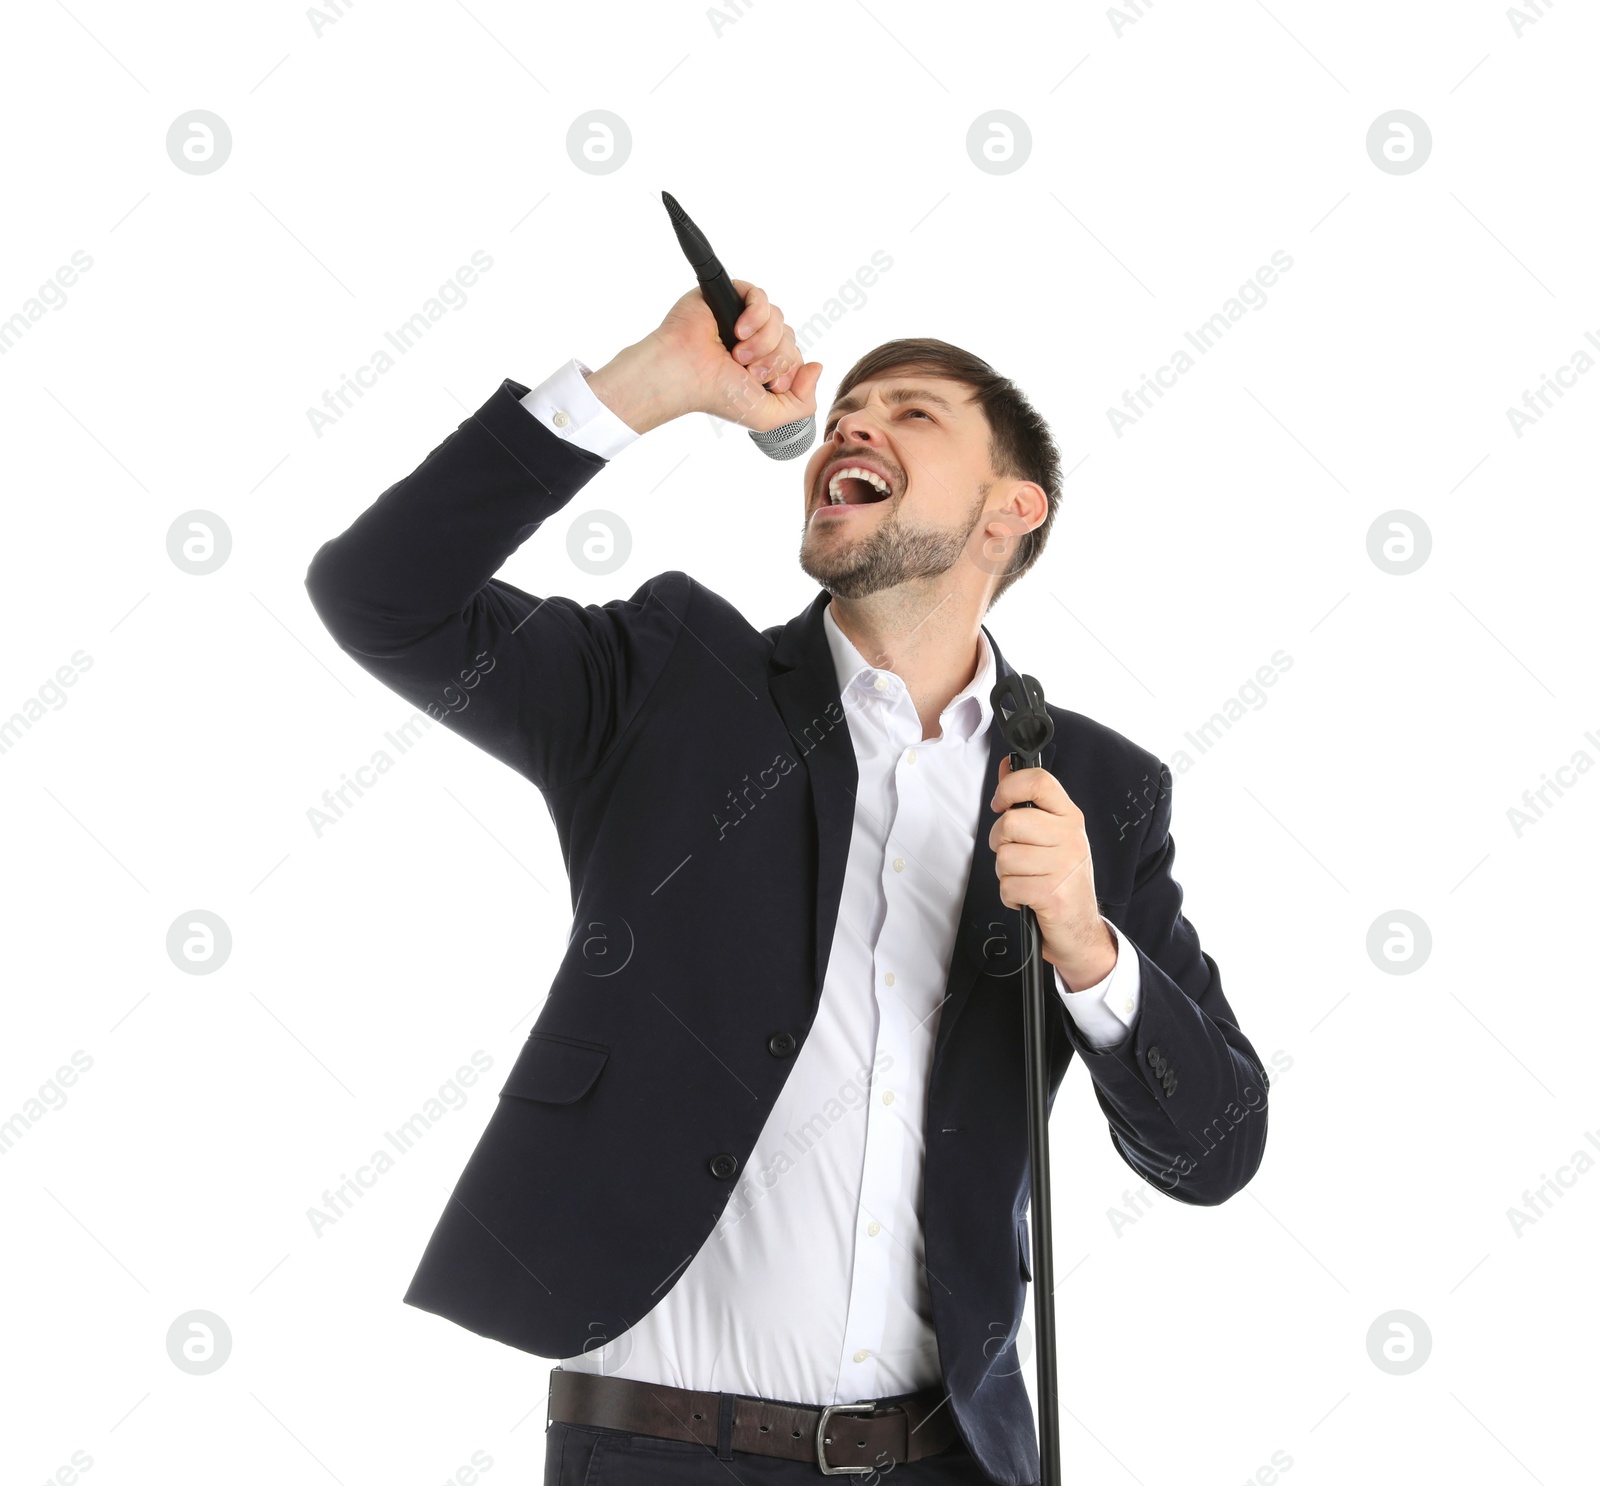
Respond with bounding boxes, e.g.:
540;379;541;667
661;190;815;460
691;258;748;356
697;256;815;459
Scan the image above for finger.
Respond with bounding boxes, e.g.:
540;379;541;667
989;807;1061;851
995;842;1064;879
784;361;825;414
997;842;1092;888
758;328;800;390
739;311;788;370
992;763;1039;809
730;281;771;341
737;307;785;368
992;765;1074;816
742;315;793;374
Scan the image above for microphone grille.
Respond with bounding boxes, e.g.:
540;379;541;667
749;416;816;461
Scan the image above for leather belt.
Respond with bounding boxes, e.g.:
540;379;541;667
546;1366;958;1476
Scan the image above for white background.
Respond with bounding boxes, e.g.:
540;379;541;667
3;1;1596;1483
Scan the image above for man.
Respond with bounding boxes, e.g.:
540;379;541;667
304;279;1268;1486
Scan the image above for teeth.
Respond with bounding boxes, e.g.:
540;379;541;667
826;466;892;505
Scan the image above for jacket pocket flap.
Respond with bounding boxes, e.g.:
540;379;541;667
500;1033;610;1105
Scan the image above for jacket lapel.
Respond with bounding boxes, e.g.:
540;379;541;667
931;625;1057;1079
767;589;1057;1062
768;589;858;1004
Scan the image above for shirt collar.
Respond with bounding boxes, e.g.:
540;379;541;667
821;600;994;743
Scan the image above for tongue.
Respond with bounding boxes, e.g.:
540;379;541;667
842;476;886;504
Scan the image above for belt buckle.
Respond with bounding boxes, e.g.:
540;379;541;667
816;1400;878;1476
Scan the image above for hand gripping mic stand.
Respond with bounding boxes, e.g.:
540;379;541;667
989;672;1061;1486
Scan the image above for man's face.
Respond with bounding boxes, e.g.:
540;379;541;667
798;372;995;600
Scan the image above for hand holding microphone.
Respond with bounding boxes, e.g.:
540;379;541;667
584;195;823;456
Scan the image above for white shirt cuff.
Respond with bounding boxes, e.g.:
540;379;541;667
1054;919;1141;1051
518;358;641;461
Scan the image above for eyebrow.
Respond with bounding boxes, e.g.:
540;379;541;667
825;386;958;421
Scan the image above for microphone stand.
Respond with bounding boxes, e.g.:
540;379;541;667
990;672;1060;1486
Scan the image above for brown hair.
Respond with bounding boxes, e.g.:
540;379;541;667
830;337;1062;610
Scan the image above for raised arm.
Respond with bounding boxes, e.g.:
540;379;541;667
303;280;822;794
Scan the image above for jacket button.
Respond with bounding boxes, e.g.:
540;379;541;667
709;1153;738;1179
767;1031;796;1057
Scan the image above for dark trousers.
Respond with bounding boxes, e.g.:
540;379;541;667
542;1419;1000;1484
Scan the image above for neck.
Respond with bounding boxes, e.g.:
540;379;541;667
828;583;985;741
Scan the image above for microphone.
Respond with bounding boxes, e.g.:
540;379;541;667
660;190;816;461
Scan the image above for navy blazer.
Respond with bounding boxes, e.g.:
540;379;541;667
304;377;1269;1486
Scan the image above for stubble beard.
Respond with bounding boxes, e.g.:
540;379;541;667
799;485;989;600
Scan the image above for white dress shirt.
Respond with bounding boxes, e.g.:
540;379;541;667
528;359;1141;1404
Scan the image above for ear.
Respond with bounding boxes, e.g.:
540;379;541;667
1004;479;1049;535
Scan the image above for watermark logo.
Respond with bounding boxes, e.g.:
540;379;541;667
983;1311;1032;1378
1365;510;1431;575
1365;910;1431;975
966;111;1031;175
166;1310;233;1373
166;910;233;976
1365;111;1431;175
566;509;632;575
166;111;232;175
167;510;232;575
573;916;636;977
1365;1310;1431;1374
567;111;631;175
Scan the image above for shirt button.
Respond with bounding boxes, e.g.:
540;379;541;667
853;1349;870;1363
906;749;917;764
882;1090;895;1105
893;858;905;873
552;410;571;428
867;1221;881;1236
1124;998;1134;1014
873;675;889;692
883;972;895;987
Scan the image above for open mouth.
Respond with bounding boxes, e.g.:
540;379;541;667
820;465;894;511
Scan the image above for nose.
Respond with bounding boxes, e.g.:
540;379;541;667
833;407;884;446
